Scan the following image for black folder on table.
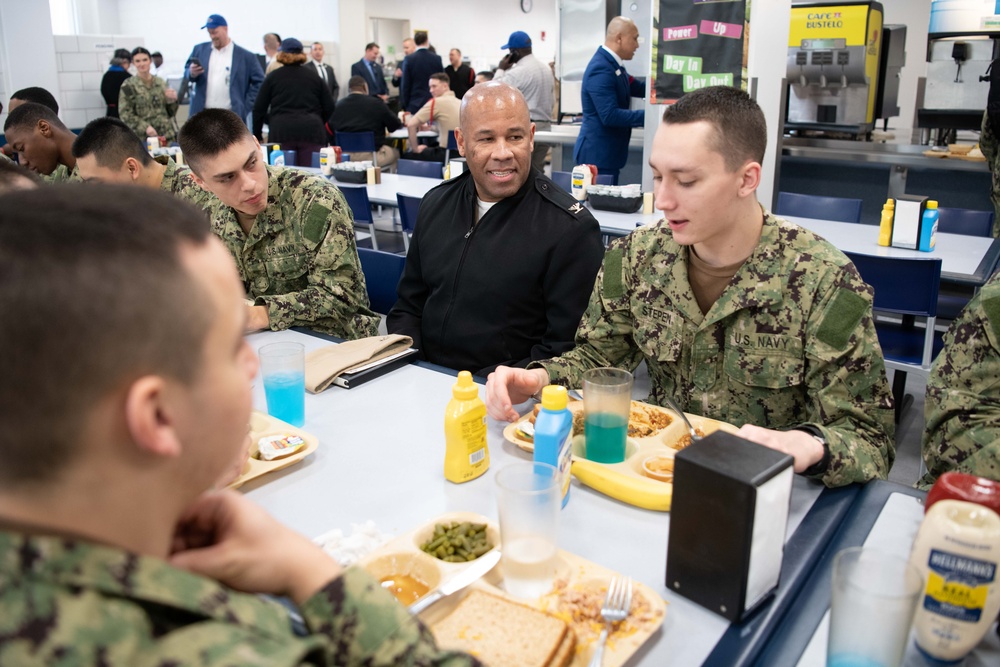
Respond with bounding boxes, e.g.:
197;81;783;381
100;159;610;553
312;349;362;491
331;347;419;389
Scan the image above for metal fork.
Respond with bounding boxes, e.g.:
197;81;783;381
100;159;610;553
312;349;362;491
663;396;702;443
587;576;633;667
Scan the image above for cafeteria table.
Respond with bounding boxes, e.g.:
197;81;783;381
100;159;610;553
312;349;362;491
243;328;865;666
757;480;1000;666
785;215;1000;288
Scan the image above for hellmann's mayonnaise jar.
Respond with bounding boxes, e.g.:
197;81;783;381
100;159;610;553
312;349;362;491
908;499;1000;664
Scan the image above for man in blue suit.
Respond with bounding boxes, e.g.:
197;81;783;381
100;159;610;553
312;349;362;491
399;31;444;114
186;15;264;128
351;43;389;101
574;16;645;184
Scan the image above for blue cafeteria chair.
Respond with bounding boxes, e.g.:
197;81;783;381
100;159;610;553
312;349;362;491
936;207;994;238
396;193;422;252
339;185;379;251
311;152;322;168
397;159;444;179
775;192;863;224
334;131;378;165
844;251;944;423
357;247;406;315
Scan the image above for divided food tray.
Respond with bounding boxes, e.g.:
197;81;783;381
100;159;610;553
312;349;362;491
357;511;666;667
226;410;319;489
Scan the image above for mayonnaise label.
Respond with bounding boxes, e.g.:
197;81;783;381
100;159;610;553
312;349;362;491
923;549;997;622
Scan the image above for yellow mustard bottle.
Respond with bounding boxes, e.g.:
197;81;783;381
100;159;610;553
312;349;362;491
444;371;489;483
908;499;1000;663
878;198;895;247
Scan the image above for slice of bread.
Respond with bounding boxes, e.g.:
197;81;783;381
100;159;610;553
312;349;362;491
431;589;569;667
547;628;576;667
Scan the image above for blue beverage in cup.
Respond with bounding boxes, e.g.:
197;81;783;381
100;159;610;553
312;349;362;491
258;341;306;427
263;371;305;427
585;412;628;463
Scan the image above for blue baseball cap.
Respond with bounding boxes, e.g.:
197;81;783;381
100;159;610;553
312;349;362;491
201;15;227;29
279;38;303;54
501;31;531;50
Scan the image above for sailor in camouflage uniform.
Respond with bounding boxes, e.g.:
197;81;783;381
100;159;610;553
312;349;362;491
118;47;179;143
73;117;213;209
0;186;479;666
2;102;82;183
920;270;1000;487
486;87;895;487
981;111;1000;238
180;109;378;338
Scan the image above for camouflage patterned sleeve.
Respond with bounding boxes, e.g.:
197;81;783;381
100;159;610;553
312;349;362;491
535;238;645;386
800;264;896;486
299;567;481;666
257;182;380;339
118;78;147;140
981;111;1000;238
920;277;1000;488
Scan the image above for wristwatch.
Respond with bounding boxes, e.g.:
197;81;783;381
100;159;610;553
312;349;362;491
796;425;831;476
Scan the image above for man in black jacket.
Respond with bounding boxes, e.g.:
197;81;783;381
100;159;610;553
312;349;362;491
329;76;403;168
400;31;444;114
445;48;475;100
387;82;604;376
350;43;388;101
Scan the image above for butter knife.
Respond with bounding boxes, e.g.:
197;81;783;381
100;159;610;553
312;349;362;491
409;549;501;615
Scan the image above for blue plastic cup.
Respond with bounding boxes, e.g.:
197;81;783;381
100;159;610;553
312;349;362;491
259;342;305;427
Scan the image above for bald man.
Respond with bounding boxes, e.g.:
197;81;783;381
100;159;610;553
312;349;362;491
574;16;646;184
387;82;604;376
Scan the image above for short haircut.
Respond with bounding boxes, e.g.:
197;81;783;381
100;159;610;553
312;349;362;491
662;86;767;171
131;46;151;59
414;30;429;46
73;117;153;168
430;72;449;85
151;51;162;58
311;41;323;48
178;108;252;176
365;42;379;51
348;75;368;91
0;159;42;190
265;32;281;43
0;185;214;486
451;48;461;56
477;71;494;81
3;102;67;133
10;87;59;113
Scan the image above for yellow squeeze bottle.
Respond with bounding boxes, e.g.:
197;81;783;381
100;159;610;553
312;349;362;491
444;371;490;483
878;198;894;247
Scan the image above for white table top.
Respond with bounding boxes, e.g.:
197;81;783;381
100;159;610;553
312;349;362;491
243;329;826;666
785;215;1000;286
365;172;442;206
588;205;662;235
387;128;438;139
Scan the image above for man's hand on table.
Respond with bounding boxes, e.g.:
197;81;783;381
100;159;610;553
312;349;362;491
170;490;343;606
245;304;270;332
737;424;825;473
485;366;549;422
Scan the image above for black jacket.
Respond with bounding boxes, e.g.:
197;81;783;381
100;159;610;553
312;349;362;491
351;58;388;97
101;68;131;118
445;63;475;100
387;169;605;376
253;64;334;145
329;93;402;148
400;49;444;113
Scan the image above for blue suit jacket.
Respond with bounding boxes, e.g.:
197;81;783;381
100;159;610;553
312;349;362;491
573;47;645;172
351;58;388;98
400;49;444;113
186;42;265;125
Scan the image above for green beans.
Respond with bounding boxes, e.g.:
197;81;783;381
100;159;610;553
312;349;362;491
420;521;491;561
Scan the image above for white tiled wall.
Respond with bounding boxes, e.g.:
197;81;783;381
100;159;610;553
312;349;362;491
53;33;144;129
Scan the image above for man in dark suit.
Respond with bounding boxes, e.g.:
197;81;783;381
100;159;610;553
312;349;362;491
573;16;646;184
329;76;403;168
351;42;388;101
309;42;339;102
399;31;443;114
186;15;265;128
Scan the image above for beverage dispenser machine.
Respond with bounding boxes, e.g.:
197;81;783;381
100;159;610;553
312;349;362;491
786;1;885;137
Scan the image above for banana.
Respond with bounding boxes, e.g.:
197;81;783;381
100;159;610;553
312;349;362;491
571;459;672;511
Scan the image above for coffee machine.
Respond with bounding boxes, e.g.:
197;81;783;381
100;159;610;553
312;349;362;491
785;1;885;137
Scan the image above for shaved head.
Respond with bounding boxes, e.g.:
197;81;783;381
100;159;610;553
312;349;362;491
606;16;636;40
459;81;529;127
605;16;640;61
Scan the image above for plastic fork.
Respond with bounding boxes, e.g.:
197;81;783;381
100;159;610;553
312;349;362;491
587;576;633;667
663;396;701;443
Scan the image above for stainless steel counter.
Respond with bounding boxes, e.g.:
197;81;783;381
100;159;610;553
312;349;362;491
781;137;988;173
534;125;645;150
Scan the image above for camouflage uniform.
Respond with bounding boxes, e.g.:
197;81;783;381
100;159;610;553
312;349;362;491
157;155;214;209
535;212;896;487
980;111;1000;238
42;163;82;184
920;270;1000;488
118;74;179;142
208;166;379;338
0;530;480;666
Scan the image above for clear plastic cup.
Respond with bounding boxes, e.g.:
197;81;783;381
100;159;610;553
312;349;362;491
258;342;305;427
495;461;560;600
